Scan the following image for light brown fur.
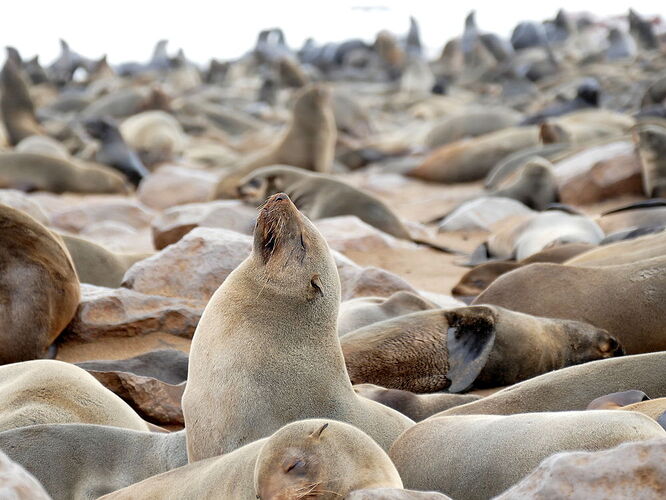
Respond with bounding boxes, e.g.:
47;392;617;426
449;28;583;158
0;206;80;363
491;157;559;210
566;230;666;266
182;194;413;461
0;59;44;145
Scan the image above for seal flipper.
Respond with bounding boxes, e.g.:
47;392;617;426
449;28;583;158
444;306;496;393
586;390;650;410
602;198;666;215
657;411;666;431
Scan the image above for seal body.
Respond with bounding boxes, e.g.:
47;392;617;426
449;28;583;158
182;194;412;461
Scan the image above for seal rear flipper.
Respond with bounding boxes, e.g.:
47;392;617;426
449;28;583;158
586;390;650;410
444;306;496;393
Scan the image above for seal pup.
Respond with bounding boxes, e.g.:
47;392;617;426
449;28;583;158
182;194;413;461
237;166;457;252
491;157;559;210
0;449;51;500
83;117;150;187
338;291;438;336
0;152;129;194
1;58;44;145
606;27;637;60
634;121;666;197
389;411;665;500
214;83;337;198
0;360;150;432
354;384;480;422
474;256;666;354
0;206;79;363
441;352;666;416
0;424;186;500
341;306;621;391
100;419;403;499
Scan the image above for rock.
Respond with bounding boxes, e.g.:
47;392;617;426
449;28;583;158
79;221;154;253
122;228;253;304
346;489;451;499
0;450;52;500
76;349;189;384
316;216;416;253
0;189;49;224
334;251;417;300
50;199;155;233
137;165;218;210
495;438;666;499
439;197;534;232
65;285;201;341
151;200;256;249
558;151;643;205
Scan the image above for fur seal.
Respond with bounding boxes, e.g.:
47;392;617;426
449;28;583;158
491;156;559;210
424;108;522;148
452;242;594;296
214;83;337;198
596;203;666;235
0;152;129;194
389;411;665;500
83;117;150;187
441;352;666;416
1;58;44;144
58;234;150;288
606;27;637;60
100;419;403;499
119;110;186;167
182;193;413;461
565;231;666;266
338;291;438;336
0;360;150;432
341;305;621;392
15;135;69;159
354;384;480;422
437;197;534;233
0;206;80;363
0;449;51;500
520;79;600;125
474;256;666;354
634;121;666;197
0;424;186;500
628;9;659;50
587;390;650;410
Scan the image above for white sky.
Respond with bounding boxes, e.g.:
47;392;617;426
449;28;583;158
0;1;663;66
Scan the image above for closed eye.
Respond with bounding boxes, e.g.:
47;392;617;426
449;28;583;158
286;460;304;473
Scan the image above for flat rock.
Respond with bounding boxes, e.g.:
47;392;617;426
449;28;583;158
122;227;253;304
495;438;666;499
334;251;417;300
65;284;201;342
50;199;155;233
79;221;154;253
0;450;52;500
151;200;256;249
316;216;415;253
137;165;218;210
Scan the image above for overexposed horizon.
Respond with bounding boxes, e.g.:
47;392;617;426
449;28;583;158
1;0;664;66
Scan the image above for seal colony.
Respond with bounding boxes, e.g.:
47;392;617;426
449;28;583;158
1;6;666;499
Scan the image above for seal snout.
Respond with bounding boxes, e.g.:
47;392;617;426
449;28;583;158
271;193;289;202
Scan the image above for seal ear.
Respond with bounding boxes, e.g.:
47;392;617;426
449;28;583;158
309;274;324;298
444;306;497;393
309;422;328;440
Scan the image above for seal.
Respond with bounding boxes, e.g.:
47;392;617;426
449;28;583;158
0;152;129;194
491;157;559;210
634;121;666;197
353;384;480;421
83;117;150;187
182;193;413;461
440;352;666;416
389;411;665;500
0;206;80;363
451;242;595;296
100;419;403;500
520;79;600;125
565;230;666;266
59;234;150;288
1;58;44;145
214;83;337;198
341;305;621;392
15;135;69;159
338;291;438;336
237;166;457;252
0;424;186;500
473;256;666;354
0;360;150;432
587;390;650;410
596;202;666;235
119;110;186;167
0;449;51;500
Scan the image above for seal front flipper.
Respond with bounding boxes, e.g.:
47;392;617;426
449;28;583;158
444;306;496;393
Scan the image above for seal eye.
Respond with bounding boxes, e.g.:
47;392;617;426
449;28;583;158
286;459;305;474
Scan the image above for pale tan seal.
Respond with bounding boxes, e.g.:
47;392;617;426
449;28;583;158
389;411;665;500
491;157;559;210
0;152;129;194
0;449;51;500
0;58;44;145
119;110;187;167
100;419;403;500
440;352;666;416
339;291;438;336
214;83;337;198
473;256;666;354
0;360;150;432
0;424;186;500
341;305;621;392
182;194;413;461
0;205;80;363
353;384;480;421
15;135;69;159
565;230;666;266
